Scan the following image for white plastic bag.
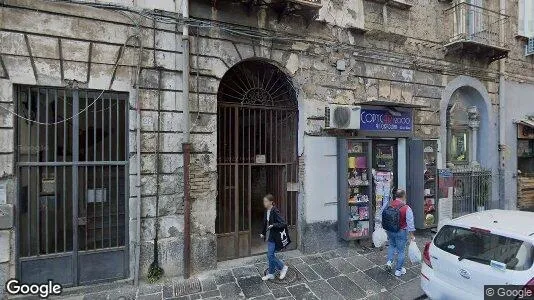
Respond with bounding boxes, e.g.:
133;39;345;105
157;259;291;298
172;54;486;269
372;225;388;248
408;240;422;263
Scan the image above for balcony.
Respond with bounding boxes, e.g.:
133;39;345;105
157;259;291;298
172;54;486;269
285;0;322;8
209;0;322;24
444;2;510;62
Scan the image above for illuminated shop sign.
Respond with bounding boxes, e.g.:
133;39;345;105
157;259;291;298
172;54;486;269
360;108;412;132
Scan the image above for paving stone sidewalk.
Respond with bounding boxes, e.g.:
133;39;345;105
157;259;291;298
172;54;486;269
61;232;433;300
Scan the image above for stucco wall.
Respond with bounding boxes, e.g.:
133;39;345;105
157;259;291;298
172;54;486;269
503;81;534;210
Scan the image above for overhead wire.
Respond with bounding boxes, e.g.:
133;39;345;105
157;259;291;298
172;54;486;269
0;34;140;125
0;0;327;126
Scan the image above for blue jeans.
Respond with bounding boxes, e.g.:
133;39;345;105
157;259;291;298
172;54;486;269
386;229;408;271
267;241;284;275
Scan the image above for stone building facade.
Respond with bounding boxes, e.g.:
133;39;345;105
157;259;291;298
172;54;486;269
0;0;533;295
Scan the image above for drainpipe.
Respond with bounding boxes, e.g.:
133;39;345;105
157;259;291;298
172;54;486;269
134;35;143;287
498;0;506;210
181;0;192;279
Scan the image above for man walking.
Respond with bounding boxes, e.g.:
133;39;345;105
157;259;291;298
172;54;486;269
381;189;415;277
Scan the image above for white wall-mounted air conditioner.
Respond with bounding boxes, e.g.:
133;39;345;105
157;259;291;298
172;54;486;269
325;104;361;130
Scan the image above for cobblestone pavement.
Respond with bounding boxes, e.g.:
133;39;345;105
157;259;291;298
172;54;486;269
61;232;433;300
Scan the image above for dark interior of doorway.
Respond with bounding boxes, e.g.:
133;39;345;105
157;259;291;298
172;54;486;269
372;140;398;193
250;166;267;255
250;166;286;255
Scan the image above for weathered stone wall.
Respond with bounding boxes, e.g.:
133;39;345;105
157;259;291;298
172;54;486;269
189;0;534;253
0;0;187;287
1;0;533;294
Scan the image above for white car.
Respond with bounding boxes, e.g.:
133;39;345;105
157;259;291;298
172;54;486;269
421;210;534;299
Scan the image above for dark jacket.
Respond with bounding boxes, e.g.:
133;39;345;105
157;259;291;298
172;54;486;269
262;207;287;243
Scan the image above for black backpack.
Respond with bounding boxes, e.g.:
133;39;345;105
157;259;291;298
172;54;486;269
382;203;405;232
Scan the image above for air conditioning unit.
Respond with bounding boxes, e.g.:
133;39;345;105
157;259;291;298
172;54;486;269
526;37;534;56
325;104;361;130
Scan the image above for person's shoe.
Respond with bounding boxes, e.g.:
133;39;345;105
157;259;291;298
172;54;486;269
279;265;289;279
394;267;407;277
385;261;393;271
262;274;275;281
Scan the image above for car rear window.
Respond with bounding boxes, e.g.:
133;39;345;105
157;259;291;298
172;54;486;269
434;225;534;271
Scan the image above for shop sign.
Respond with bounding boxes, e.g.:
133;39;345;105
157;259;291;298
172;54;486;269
360;109;412;132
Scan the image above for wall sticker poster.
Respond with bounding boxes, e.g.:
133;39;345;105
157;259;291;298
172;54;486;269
373;171;393;223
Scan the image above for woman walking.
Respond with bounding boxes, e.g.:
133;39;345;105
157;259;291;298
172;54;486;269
260;194;289;281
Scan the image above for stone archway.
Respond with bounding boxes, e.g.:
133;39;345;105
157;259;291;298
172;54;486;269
439;76;498;209
215;59;299;261
440;76;497;170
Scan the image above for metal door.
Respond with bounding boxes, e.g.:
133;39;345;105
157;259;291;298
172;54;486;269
15;86;128;286
216;60;299;260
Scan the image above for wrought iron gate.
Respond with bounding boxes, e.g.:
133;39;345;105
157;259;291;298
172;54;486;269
15;86;128;286
216;60;299;260
452;167;492;218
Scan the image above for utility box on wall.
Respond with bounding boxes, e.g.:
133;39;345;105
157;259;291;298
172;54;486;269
0;204;13;229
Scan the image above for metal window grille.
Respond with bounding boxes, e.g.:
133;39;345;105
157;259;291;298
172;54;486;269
15;86;128;285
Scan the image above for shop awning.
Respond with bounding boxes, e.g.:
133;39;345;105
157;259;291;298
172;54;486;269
359;100;428;109
516;118;534;139
516;119;534;128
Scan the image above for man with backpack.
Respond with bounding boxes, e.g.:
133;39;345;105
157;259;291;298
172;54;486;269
381;189;415;277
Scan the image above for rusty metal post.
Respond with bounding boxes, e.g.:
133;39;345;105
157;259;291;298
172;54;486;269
183;142;191;278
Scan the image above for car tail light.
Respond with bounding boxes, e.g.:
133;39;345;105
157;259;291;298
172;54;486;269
423;241;432;268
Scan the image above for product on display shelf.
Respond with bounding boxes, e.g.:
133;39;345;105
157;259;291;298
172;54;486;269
350;220;370;238
358;206;369;219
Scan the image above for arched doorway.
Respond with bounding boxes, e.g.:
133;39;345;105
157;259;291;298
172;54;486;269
216;60;299;261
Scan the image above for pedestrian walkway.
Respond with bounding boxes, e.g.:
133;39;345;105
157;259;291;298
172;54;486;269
60;232;432;300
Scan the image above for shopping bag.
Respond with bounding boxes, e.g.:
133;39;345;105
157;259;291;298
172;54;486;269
408;240;422;263
273;225;292;251
372;225;388;248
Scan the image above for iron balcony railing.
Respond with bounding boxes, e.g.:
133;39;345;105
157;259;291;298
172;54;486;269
444;2;510;50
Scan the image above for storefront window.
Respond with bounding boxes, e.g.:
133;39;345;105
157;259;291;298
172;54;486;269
449;128;470;164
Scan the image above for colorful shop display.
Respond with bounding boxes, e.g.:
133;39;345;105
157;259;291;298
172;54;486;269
338;139;399;241
338;140;373;240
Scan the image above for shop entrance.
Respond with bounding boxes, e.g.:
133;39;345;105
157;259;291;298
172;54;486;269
216;60;299;261
372;140;398;190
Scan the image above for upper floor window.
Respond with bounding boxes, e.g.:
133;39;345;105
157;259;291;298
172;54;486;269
519;0;534;37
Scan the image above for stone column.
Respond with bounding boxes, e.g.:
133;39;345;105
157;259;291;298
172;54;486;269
468;106;480;164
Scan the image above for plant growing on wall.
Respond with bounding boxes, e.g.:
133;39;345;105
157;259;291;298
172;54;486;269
477;177;490;209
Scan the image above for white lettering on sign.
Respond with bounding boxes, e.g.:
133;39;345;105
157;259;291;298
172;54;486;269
360;110;412;132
